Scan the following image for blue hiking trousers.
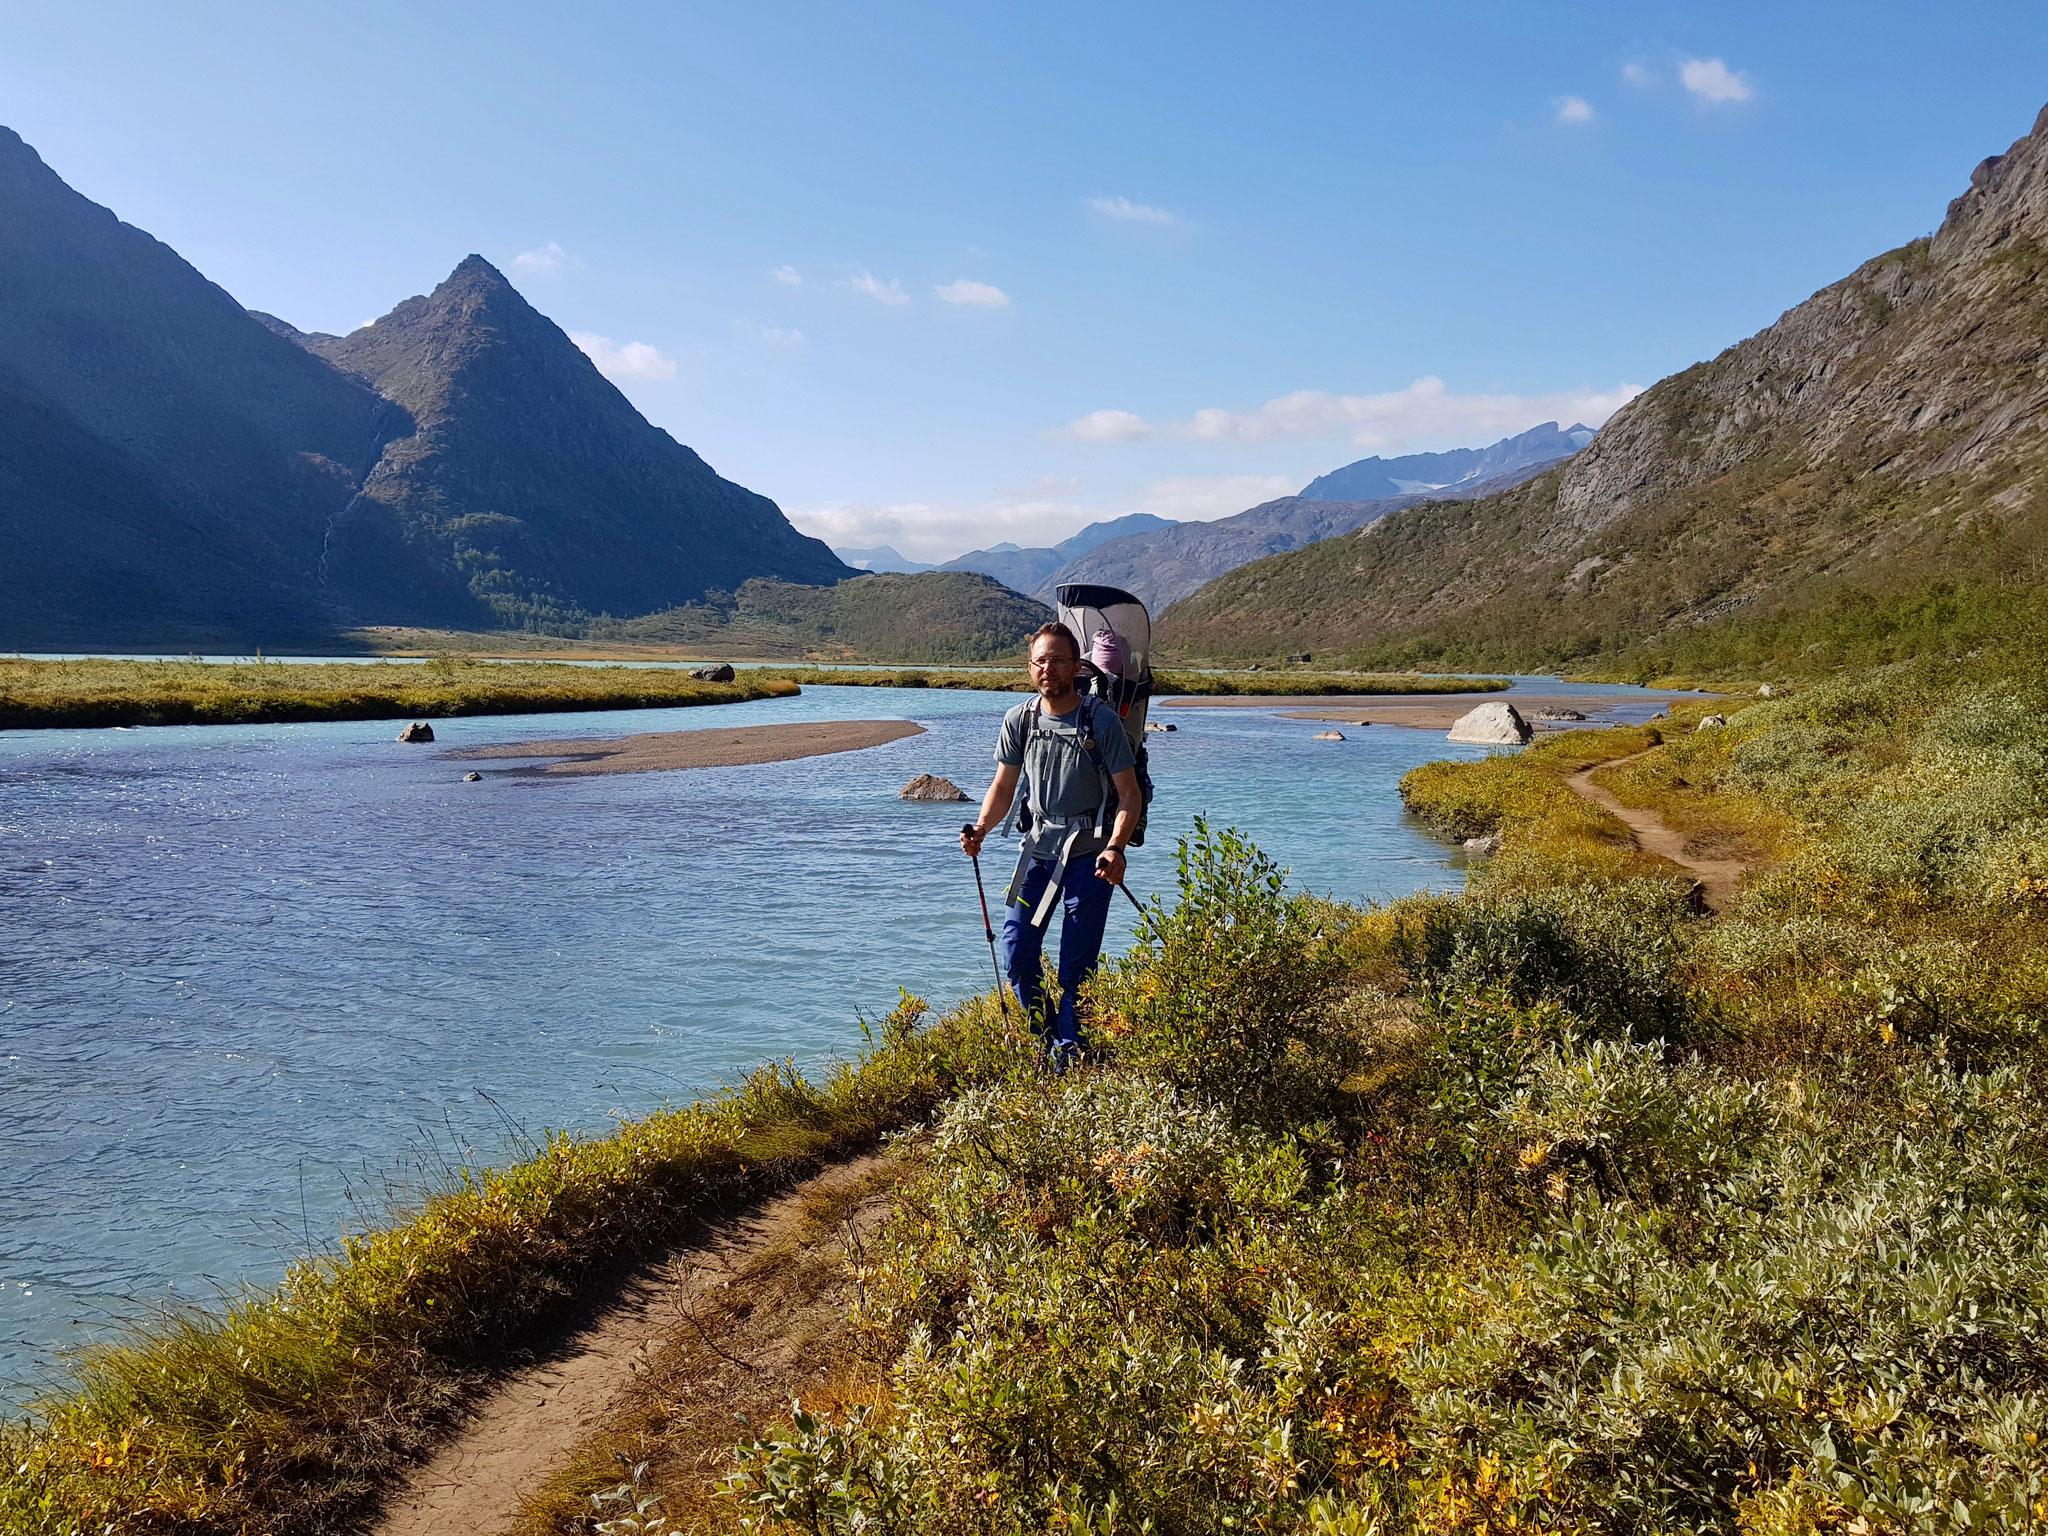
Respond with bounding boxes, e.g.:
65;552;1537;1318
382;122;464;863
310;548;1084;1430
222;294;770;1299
1000;854;1115;1055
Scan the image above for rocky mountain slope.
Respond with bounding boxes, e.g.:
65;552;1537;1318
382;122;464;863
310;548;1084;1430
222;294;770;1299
1299;420;1593;501
1056;456;1569;612
0;127;401;646
940;513;1178;598
1162;102;2048;671
0;127;847;648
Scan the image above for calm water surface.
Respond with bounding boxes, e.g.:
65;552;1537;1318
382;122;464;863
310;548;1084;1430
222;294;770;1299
0;682;1678;1402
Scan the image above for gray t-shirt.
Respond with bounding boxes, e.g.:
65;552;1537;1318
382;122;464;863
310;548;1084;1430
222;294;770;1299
997;696;1137;857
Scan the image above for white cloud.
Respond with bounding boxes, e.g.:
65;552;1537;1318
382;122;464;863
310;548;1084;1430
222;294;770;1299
1088;195;1178;225
1069;408;1153;443
1680;57;1753;104
1554;95;1595;124
935;279;1011;308
1073;377;1641;452
570;332;678;382
772;264;803;286
761;327;805;347
789;496;1091;564
1136;475;1297;522
512;242;572;277
844;272;910;306
789;472;1303;565
1621;61;1656;87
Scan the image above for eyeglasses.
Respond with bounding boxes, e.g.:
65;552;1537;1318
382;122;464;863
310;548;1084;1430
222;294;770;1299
1029;653;1077;671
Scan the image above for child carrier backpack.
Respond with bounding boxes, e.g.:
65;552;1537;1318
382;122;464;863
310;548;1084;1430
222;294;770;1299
1055;582;1157;848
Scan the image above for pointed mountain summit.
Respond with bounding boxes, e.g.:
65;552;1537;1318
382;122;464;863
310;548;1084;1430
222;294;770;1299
0;126;851;647
279;256;850;629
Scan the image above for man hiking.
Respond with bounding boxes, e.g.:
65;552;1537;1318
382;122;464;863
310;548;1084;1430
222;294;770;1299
960;621;1141;1066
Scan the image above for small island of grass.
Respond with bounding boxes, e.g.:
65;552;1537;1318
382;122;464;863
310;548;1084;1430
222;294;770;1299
0;657;798;731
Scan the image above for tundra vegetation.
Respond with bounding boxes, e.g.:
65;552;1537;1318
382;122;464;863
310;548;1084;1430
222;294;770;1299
758;667;1510;697
9;659;2048;1534
0;656;796;729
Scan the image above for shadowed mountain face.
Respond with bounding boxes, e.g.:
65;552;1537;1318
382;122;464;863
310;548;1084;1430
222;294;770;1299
0;127;402;646
0;129;849;648
1159;101;2048;669
276;260;850;630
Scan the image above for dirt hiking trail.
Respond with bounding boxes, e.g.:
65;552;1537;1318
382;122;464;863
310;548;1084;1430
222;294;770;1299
369;1153;892;1536
1568;750;1748;913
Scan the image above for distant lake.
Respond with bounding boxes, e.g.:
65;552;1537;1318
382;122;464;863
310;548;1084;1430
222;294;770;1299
0;682;1680;1404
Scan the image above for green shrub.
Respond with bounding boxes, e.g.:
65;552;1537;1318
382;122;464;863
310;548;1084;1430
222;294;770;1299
1088;817;1349;1123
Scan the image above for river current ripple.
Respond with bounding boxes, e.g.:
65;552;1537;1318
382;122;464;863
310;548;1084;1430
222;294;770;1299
0;681;1675;1403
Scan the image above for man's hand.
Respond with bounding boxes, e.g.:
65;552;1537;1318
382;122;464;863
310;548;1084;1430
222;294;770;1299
961;823;986;858
1094;846;1127;885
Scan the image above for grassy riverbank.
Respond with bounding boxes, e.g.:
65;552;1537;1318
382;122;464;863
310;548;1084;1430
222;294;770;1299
762;666;1511;695
0;998;1011;1535
0;657;797;730
17;659;2048;1534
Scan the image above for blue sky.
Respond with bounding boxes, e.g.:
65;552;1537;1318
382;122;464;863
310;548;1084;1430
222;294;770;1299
7;1;2047;561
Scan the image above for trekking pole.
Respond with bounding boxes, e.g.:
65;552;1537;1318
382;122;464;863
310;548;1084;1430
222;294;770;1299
963;825;1011;1017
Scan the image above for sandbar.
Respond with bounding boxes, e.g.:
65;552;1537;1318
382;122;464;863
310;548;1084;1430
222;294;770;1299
443;719;924;776
1160;693;1675;732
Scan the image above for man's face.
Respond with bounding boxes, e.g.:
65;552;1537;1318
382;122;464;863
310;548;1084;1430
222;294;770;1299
1028;638;1079;697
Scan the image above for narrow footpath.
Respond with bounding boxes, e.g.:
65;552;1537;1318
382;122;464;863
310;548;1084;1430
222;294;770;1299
1566;750;1748;913
369;1153;893;1536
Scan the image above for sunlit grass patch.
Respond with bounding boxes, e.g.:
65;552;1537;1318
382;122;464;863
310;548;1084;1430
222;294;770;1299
0;656;797;730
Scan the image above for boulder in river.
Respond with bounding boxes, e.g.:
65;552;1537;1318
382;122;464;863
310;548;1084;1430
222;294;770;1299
690;663;736;682
1447;702;1532;745
1145;721;1177;732
1313;730;1345;741
397;721;435;743
463;771;482;782
900;774;970;802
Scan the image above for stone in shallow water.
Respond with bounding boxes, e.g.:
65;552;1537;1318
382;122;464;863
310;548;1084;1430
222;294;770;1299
397;720;435;743
900;774;970;802
1313;730;1345;741
1447;702;1531;745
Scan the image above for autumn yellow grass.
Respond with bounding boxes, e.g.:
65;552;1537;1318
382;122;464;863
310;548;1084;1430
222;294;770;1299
0;656;797;730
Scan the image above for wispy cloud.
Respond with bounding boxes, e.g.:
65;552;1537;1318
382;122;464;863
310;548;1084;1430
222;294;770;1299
512;242;574;277
1069;408;1153;443
1554;95;1595;124
772;264;803;286
1621;61;1656;87
1679;57;1753;104
570;332;678;382
789;471;1304;564
844;272;910;306
1068;377;1641;451
935;279;1011;308
1087;195;1178;225
1136;475;1297;521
